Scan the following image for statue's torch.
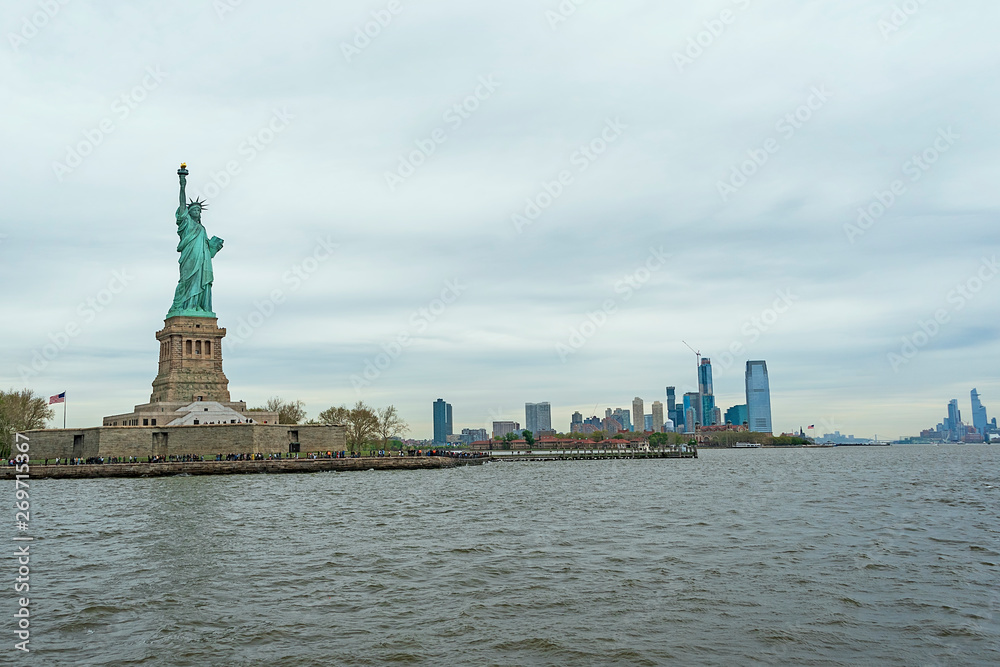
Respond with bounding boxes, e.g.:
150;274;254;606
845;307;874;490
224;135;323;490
178;162;189;176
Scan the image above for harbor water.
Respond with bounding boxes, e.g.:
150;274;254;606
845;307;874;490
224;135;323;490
8;445;1000;665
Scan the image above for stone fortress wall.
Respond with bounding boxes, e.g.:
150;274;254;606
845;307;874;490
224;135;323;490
23;424;346;460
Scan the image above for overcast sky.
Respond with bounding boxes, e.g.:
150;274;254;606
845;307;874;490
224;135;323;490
2;0;998;440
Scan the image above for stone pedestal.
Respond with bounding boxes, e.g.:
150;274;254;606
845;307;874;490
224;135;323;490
150;316;231;404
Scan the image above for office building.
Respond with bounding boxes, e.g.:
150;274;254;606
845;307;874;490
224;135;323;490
432;399;453;444
601;416;623;434
666;386;681;428
701;394;717;425
571;411;583;433
712;407;722;427
607;408;631;432
683;392;699;428
492;421;521;438
651;401;664;433
725;404;749;426
632;397;644;432
947;399;962;440
644;414;653;431
971;389;988;435
698;358;714;396
745;361;773;433
462;428;489;443
525;402;552;434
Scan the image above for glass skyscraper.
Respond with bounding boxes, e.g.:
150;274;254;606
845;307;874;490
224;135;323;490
971;389;988;434
433;398;452;444
745;361;772;433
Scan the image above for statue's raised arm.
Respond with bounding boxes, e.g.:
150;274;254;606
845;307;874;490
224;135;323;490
177;163;189;213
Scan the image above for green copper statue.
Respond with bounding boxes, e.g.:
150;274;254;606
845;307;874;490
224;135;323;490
167;164;224;318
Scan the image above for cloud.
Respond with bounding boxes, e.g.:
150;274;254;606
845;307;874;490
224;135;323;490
2;0;999;439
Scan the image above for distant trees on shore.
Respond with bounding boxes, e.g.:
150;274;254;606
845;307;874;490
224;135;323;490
1;389;54;458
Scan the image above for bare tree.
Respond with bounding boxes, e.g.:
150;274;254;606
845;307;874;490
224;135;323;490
375;405;409;449
252;397;306;425
0;389;55;458
318;402;378;454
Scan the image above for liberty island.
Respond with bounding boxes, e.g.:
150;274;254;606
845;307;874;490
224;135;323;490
16;165;348;462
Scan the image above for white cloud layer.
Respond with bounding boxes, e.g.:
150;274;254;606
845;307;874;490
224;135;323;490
2;0;998;439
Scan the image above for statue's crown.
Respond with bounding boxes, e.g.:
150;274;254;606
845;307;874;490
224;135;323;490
187;197;208;210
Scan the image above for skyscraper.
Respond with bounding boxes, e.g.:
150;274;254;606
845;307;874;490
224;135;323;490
632;397;644;432
571;411;583;433
947;399;963;440
701;394;717;425
525;402;552;434
651;401;664;433
666;386;679;429
683;392;699;428
745;361;772;433
433;399;453;444
971;389;988;435
698;358;714;396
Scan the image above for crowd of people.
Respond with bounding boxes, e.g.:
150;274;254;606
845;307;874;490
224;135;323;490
11;448;493;467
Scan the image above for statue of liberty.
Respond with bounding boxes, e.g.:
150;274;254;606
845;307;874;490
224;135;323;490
167;164;224;318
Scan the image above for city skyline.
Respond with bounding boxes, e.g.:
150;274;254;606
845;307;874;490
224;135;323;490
3;2;998;442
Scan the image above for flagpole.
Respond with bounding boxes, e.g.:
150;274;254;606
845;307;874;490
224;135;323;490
64;394;67;429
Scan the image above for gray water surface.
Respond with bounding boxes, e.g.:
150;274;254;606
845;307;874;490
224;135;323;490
9;445;1000;665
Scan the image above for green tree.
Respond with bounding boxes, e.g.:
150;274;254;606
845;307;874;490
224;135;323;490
522;430;535;446
590;431;604;443
503;431;518;443
0;389;54;458
648;432;670;447
252;397;306;425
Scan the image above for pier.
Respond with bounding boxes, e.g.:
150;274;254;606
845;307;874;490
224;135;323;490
488;446;697;462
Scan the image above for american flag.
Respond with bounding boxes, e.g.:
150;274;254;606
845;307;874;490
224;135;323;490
808;425;815;429
49;392;66;405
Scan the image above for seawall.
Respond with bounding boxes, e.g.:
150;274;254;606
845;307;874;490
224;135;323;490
2;456;489;480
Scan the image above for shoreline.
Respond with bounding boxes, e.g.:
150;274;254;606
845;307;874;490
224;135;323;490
2;456;489;480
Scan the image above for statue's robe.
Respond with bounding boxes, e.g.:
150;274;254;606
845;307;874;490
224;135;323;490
168;206;222;316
